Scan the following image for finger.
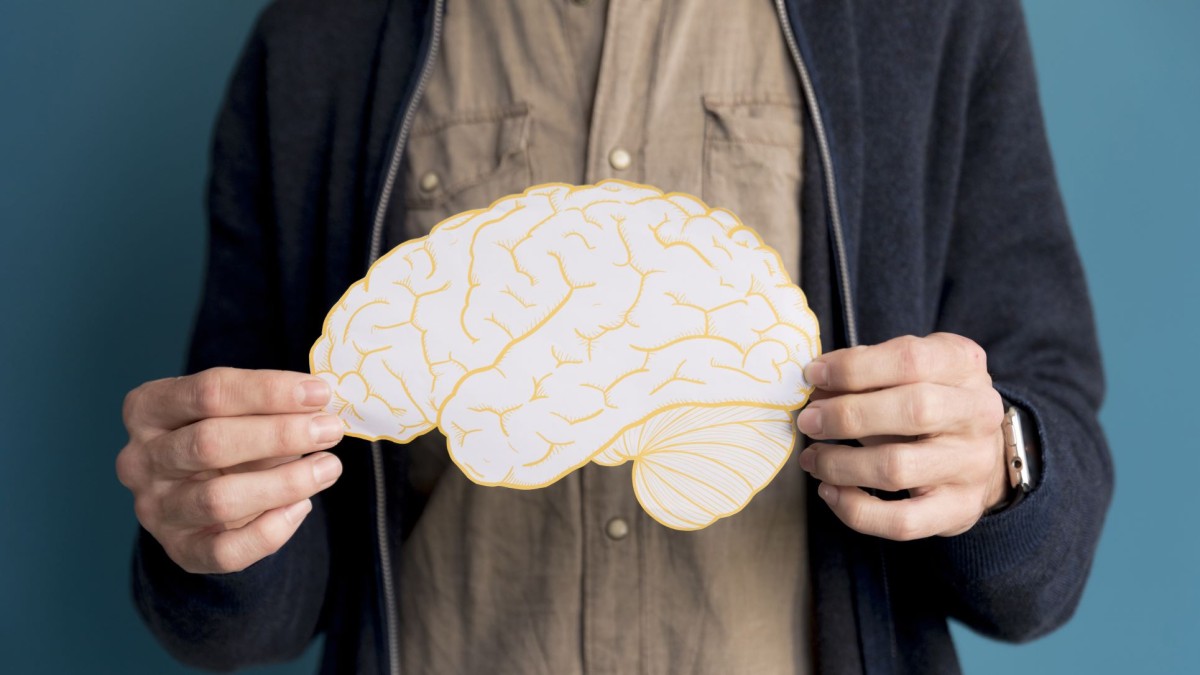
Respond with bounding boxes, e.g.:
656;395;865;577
125;368;332;432
797;383;992;440
799;440;965;492
164;451;342;528
184;499;314;574
815;483;975;541
146;413;344;478
804;333;988;392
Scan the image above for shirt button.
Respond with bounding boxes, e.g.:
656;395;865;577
608;147;632;171
419;170;440;192
605;517;629;540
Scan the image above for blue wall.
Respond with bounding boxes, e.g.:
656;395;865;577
0;1;1195;672
951;2;1200;672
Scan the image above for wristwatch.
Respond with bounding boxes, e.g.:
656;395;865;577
986;404;1039;515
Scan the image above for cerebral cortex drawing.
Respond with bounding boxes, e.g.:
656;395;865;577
310;180;821;530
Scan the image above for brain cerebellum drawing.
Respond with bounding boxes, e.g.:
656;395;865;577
310;180;820;530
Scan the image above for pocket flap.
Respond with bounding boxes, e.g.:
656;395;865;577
702;95;803;149
404;102;532;208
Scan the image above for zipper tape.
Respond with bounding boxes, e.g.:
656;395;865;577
366;1;447;673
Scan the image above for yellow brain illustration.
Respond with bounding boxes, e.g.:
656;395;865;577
311;180;820;529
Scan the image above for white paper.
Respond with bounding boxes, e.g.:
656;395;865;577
311;180;821;529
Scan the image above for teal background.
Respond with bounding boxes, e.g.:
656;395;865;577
1;1;1196;672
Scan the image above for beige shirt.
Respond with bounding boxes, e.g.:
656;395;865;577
393;1;811;673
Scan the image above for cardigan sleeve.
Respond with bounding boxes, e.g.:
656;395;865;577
916;4;1114;642
129;12;331;669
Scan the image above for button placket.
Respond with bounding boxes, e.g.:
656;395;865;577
580;462;641;673
583;0;654;185
577;4;658;673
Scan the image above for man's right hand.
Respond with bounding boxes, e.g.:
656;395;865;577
116;367;345;574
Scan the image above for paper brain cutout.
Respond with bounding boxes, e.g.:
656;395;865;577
311;180;820;529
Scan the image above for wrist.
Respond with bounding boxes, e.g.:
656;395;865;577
984;425;1014;512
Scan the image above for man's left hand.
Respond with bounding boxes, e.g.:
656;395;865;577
797;333;1010;540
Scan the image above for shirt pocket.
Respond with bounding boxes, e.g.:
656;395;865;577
402;102;533;237
701;94;804;280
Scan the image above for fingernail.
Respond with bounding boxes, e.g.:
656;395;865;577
805;361;829;387
797;406;823;436
284;499;312;525
799;448;815;472
312;453;343;486
300;379;331;407
818;483;839;506
311;415;344;444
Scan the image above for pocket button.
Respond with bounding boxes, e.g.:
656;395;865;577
419;171;440;193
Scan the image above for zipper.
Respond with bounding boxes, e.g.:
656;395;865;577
772;0;859;349
773;2;895;673
369;0;446;265
367;1;446;673
369;442;400;675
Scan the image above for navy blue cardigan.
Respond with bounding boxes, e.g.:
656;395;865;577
131;1;1114;673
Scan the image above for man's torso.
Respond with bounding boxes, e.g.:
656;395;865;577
392;1;814;673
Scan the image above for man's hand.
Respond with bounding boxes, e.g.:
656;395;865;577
116;368;345;574
796;333;1009;540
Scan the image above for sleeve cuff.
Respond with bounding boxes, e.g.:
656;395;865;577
932;384;1054;581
